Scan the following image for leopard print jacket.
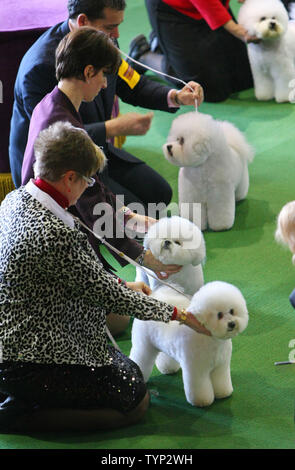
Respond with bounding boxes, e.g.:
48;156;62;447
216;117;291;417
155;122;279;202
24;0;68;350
0;187;174;367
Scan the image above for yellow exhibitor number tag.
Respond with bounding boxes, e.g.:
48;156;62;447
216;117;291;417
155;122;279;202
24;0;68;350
118;59;140;89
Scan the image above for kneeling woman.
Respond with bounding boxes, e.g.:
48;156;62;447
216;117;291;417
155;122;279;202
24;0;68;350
0;121;210;433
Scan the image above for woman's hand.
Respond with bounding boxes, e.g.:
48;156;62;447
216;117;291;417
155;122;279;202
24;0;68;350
175;81;204;107
223;19;260;43
125;213;157;233
126;281;152;295
175;309;212;336
143;249;182;280
105;112;154;138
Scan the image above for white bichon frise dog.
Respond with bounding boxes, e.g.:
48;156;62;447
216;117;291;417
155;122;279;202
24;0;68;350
130;281;249;407
134;215;205;385
135;216;206;295
238;0;295;103
162;112;254;232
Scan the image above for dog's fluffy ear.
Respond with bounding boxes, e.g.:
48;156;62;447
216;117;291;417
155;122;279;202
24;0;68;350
194;312;209;331
191;136;211;162
190;233;206;266
191;255;206;266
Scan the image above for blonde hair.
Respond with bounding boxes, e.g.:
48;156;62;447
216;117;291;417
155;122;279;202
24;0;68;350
275;201;295;264
93;143;107;173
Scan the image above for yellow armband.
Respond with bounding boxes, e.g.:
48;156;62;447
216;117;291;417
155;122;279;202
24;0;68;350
118;59;141;89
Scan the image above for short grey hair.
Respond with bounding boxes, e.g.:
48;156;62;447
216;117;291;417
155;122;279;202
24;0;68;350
33;121;106;182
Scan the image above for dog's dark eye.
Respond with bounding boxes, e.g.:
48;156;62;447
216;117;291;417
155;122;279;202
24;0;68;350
229;308;234;315
260;16;266;21
174;241;181;246
177;137;184;145
218;312;223;320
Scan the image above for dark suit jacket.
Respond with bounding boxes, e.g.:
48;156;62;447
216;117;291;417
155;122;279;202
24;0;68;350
9;20;176;188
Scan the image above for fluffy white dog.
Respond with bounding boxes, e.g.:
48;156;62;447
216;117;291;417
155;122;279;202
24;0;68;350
162;112;254;231
130;281;249;407
135;216;206;295
238;0;295;103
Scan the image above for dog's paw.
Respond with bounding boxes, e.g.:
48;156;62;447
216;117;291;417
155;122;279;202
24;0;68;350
214;386;233;400
255;91;274;101
190;396;215;407
275;95;291;103
185;386;215;407
209;222;233;232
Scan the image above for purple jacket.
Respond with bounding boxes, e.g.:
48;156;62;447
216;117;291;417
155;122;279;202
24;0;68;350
22;86;83;183
22;86;143;271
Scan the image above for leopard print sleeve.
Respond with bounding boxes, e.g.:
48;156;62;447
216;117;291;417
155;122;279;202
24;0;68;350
40;223;174;324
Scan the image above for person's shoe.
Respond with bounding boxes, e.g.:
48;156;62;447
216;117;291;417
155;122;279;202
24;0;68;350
127;34;150;74
149;31;162;54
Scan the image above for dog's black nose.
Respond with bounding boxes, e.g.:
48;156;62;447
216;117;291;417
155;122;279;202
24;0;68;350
164;240;171;248
167;144;173;157
269;21;276;30
228;321;236;330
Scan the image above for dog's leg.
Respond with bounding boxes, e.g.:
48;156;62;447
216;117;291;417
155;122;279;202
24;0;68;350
129;321;160;383
178;168;207;230
235;165;249;202
129;343;159;383
155;352;180;375
210;363;233;400
253;72;275;101
273;65;295;102
182;364;215;407
207;187;236;231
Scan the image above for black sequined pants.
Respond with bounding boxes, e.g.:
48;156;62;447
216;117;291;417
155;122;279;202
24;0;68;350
0;346;147;414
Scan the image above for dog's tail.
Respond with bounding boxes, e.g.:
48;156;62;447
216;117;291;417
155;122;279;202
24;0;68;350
220;120;255;163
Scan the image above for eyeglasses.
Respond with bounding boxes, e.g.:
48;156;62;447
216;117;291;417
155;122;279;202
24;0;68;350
61;171;96;187
81;174;96;187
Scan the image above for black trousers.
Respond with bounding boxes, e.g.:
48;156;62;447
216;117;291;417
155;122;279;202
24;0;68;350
145;0;253;103
0;346;147;431
101;145;172;211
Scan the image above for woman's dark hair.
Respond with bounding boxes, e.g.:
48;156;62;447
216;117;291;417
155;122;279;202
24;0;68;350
55;27;120;81
67;0;126;20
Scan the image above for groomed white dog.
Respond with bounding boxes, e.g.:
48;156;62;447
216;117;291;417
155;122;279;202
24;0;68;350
134;215;206;390
238;0;295;103
162;112;254;231
130;281;249;407
135;216;206;295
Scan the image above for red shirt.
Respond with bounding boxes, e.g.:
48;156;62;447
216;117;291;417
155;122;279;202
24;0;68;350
162;0;232;30
34;178;69;209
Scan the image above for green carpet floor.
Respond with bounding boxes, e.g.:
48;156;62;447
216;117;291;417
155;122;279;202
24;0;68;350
1;0;295;450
